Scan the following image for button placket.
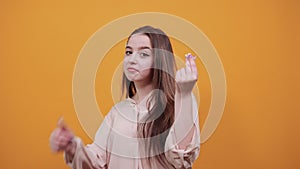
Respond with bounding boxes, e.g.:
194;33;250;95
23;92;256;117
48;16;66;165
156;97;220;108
128;98;141;168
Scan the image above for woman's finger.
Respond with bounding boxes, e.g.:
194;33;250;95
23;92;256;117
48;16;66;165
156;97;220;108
185;57;192;75
55;135;72;150
189;57;198;77
57;116;67;130
180;68;185;81
185;53;197;73
58;134;70;142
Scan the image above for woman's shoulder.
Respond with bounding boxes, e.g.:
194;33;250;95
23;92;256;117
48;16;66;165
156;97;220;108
108;98;135;115
112;98;134;108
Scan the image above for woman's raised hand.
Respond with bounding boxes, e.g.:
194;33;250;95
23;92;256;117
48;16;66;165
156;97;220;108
49;117;74;153
175;53;198;95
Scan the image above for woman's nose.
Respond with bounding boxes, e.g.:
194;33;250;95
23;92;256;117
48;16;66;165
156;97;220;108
128;52;138;64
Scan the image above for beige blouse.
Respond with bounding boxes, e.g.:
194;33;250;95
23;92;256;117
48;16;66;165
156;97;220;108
64;95;200;169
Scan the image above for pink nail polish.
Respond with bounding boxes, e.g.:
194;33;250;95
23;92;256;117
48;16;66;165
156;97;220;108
185;53;196;59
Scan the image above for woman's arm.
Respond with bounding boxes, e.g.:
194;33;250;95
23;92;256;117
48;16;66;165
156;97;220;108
174;53;199;149
50;109;114;169
174;92;196;149
164;54;200;168
165;92;200;169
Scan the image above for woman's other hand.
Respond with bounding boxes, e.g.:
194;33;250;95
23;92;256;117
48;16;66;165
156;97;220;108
49;117;75;153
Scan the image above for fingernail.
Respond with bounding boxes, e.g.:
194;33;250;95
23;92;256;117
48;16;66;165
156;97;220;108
185;53;196;60
185;53;191;59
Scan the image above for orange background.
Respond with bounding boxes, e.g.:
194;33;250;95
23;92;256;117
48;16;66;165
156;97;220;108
1;0;299;169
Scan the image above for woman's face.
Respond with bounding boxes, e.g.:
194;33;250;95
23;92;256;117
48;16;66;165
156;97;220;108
123;33;154;83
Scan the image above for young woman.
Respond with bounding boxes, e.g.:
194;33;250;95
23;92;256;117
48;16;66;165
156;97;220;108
50;25;200;169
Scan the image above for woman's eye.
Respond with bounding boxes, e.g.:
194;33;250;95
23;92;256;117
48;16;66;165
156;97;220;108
125;51;132;55
140;52;150;57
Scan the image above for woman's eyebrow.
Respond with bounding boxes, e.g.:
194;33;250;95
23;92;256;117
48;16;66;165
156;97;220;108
125;46;151;50
125;46;132;50
138;46;151;50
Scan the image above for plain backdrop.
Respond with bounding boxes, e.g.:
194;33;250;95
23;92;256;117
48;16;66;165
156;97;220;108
0;0;299;169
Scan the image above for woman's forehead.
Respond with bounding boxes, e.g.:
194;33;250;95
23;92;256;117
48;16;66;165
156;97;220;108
127;34;151;49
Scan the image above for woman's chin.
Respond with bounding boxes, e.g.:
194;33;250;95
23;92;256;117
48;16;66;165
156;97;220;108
125;75;138;82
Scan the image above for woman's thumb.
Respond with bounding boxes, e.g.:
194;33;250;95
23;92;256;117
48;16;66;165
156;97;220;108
57;116;67;130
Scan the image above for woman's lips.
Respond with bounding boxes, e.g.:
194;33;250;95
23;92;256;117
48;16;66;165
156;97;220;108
127;67;138;72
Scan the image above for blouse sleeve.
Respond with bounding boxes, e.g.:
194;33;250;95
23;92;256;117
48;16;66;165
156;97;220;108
64;110;114;169
164;94;200;169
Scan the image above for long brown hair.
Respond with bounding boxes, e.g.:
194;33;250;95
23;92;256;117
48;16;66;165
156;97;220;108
122;26;177;168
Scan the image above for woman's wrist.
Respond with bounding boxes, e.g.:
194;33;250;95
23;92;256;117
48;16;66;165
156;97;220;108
176;89;192;98
65;137;76;158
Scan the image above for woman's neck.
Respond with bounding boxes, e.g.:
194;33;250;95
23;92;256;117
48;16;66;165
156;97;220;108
133;81;154;104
